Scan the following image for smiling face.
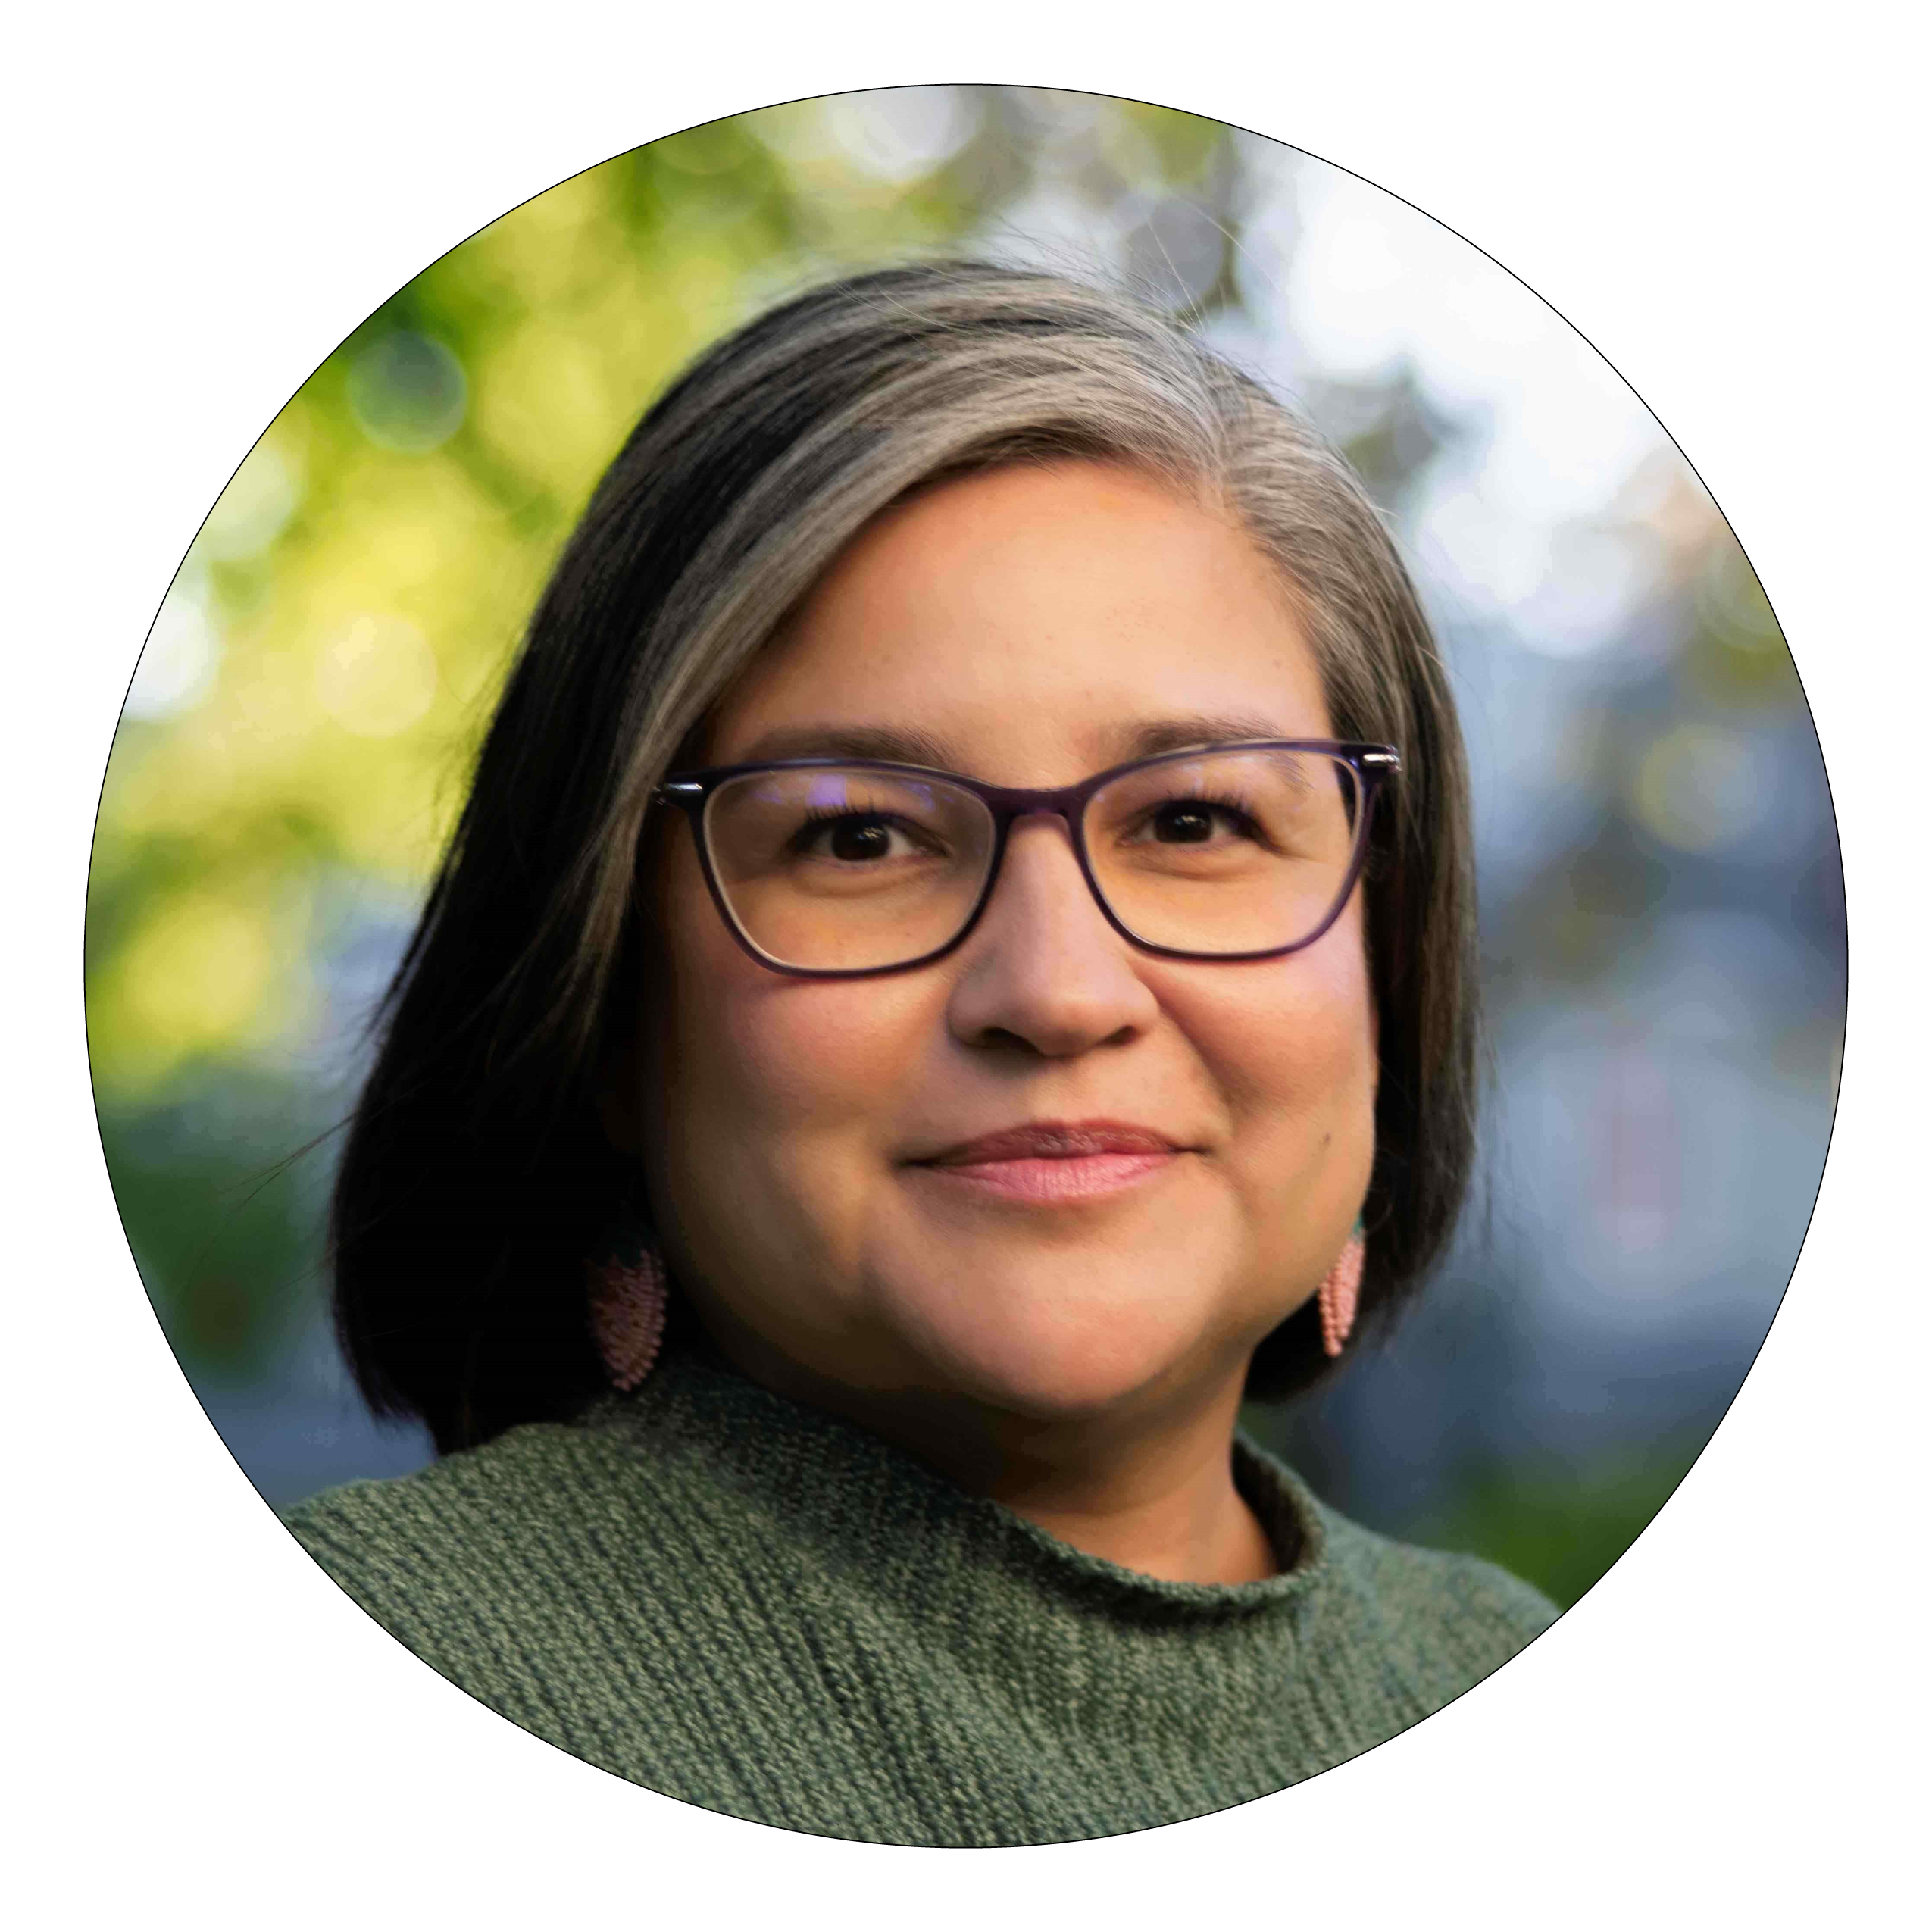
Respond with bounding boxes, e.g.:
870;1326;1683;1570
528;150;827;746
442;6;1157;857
633;460;1378;1433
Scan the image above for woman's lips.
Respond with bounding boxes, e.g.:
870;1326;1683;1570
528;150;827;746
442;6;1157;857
921;1151;1177;1202
925;1121;1178;1164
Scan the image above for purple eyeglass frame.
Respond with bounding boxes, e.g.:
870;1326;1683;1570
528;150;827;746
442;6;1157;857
652;739;1401;980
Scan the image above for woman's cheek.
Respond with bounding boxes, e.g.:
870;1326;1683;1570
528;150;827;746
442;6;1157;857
1170;926;1374;1116
690;976;933;1164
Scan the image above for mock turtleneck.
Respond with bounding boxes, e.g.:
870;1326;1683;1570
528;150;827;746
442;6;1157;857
281;1339;1555;1846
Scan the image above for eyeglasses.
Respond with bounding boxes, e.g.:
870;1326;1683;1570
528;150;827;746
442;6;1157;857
652;739;1399;979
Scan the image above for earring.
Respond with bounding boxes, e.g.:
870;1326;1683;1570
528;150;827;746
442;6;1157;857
588;1235;669;1392
1318;1224;1365;1359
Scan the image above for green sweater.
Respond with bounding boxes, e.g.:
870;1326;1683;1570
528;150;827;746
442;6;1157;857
281;1341;1555;1846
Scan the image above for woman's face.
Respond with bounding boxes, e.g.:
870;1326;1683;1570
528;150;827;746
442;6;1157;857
637;460;1377;1429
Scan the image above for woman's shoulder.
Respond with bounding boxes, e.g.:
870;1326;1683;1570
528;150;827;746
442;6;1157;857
277;1392;771;1750
1302;1493;1560;1689
278;1411;636;1629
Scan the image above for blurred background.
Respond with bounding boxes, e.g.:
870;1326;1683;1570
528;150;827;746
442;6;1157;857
85;87;1843;1612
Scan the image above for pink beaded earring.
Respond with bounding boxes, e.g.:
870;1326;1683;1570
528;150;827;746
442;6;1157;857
588;1239;669;1392
1318;1224;1365;1359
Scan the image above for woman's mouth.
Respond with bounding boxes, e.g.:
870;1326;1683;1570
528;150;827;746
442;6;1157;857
904;1143;1174;1205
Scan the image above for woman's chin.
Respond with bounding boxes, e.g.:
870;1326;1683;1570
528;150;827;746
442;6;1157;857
886;1268;1248;1424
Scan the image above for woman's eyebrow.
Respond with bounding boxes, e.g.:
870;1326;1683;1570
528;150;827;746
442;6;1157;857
730;723;964;767
1104;714;1296;763
730;713;1293;772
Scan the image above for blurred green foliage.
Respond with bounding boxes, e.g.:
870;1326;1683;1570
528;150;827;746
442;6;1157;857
1418;1436;1710;1611
107;1078;322;1379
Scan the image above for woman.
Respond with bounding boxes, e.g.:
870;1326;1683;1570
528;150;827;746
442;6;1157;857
284;261;1556;1846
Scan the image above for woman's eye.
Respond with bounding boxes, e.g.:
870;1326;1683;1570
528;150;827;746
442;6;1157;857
800;815;905;861
1146;800;1249;844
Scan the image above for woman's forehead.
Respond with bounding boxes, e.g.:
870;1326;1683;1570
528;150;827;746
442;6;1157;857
705;460;1332;775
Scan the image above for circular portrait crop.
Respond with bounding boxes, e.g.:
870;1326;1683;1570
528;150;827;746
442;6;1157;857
85;87;1846;1848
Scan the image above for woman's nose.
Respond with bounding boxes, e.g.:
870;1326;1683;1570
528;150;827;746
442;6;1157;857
944;814;1160;1058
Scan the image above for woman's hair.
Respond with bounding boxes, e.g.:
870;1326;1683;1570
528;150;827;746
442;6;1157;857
331;259;1477;1453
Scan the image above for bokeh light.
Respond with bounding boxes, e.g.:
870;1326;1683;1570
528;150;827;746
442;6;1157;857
346;332;468;453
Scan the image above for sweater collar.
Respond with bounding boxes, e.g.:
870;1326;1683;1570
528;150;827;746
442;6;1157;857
580;1336;1331;1627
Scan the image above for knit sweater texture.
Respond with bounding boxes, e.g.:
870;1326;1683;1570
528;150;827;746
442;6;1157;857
281;1342;1557;1846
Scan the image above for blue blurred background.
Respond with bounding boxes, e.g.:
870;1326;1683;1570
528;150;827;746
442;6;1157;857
85;88;1843;1611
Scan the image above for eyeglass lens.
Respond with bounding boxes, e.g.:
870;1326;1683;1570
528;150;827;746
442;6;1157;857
700;748;1364;971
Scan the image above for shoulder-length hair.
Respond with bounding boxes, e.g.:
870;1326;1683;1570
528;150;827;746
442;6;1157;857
331;260;1477;1454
